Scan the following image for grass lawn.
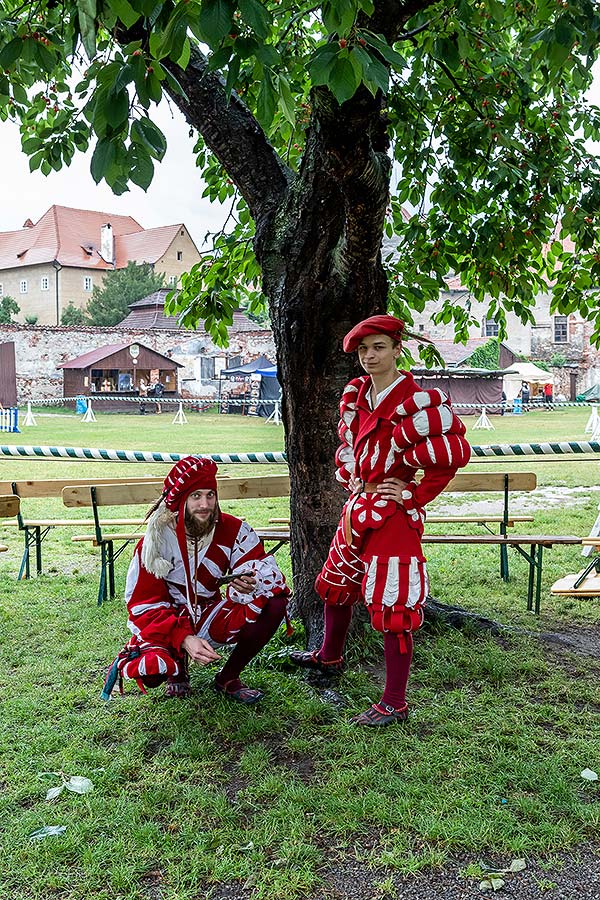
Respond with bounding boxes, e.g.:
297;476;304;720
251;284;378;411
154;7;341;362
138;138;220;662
0;408;599;899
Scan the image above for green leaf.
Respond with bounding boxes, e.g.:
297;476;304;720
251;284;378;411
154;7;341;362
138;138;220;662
361;31;405;70
255;43;280;67
224;54;240;100
0;37;23;69
163;67;189;101
114;63;135;92
76;0;97;60
277;73;295;125
308;44;338;86
328;55;359;104
256;69;276;128
198;0;234;46
90;137;115;182
351;45;388;93
131;116;167;158
111;0;141;28
130;146;154;190
105;88;129;129
176;36;191;69
238;0;272;39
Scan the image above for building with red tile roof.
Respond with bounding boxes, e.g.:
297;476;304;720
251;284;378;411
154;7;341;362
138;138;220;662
0;205;202;325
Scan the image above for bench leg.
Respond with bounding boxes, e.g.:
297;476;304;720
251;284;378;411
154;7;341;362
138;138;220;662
535;544;544;616
35;526;42;576
98;544;108;606
18;529;31;580
527;544;535;612
107;542;116;600
500;543;509;582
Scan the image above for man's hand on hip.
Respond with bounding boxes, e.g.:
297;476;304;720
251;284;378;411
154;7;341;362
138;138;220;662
182;635;221;665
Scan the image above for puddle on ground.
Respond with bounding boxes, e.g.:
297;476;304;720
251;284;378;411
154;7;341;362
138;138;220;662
433;485;600;516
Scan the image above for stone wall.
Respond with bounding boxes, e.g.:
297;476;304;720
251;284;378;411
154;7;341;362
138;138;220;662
0;323;275;401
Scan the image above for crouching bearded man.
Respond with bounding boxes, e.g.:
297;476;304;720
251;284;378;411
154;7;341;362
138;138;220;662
102;456;290;704
291;315;471;726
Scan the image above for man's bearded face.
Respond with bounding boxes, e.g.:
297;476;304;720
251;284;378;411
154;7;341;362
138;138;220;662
185;489;218;538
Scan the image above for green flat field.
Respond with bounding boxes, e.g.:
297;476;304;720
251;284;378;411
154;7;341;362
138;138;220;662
1;408;599;899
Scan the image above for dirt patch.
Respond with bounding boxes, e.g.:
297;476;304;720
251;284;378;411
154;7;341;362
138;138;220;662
539;624;600;662
202;845;600;900
309;844;600;899
433;484;600;516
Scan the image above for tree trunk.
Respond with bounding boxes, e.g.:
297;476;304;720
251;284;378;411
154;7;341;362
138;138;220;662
164;51;392;647
259;172;388;646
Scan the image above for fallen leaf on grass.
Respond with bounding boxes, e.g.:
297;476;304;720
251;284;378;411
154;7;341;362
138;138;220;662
480;876;505;892
45;786;64;802
507;859;526;873
580;768;598;781
29;825;67;841
64;776;93;794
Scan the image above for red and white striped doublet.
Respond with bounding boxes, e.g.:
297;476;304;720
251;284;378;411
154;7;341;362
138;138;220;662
121;513;289;682
317;372;470;635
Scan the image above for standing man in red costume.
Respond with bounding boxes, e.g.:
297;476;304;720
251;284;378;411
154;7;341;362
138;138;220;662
291;315;471;726
102;456;290;704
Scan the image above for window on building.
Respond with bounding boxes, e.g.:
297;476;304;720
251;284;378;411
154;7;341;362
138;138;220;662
483;318;499;337
19;279;28;294
200;357;215;381
554;315;568;343
168;275;178;286
0;283;3;296
177;251;183;261
40;276;49;291
84;276;93;292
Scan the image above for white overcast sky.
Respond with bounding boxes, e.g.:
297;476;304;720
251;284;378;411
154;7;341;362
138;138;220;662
1;67;600;249
0;100;229;249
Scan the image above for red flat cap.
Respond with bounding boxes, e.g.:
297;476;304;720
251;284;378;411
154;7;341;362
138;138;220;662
343;315;405;353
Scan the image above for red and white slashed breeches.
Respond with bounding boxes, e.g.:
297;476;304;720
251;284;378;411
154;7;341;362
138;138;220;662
315;504;428;642
121;592;272;686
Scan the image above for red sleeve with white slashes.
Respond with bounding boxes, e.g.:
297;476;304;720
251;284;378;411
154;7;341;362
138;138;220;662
125;541;195;653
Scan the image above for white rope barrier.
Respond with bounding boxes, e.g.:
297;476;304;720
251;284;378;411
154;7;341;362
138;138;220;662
19;396;599;412
1;441;600;464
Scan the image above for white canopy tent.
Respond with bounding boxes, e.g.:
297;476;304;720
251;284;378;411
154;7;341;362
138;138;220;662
503;362;555;402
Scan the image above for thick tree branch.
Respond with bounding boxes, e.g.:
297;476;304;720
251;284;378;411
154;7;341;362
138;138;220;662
307;85;391;277
162;44;293;231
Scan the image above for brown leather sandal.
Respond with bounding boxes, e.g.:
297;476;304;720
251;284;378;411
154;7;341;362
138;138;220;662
350;702;409;726
213;678;265;705
289;650;344;673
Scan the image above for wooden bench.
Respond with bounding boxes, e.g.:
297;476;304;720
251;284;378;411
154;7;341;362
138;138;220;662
259;472;583;614
270;472;539;580
63;474;291;604
0;477;163;579
0;494;20;551
551;538;600;598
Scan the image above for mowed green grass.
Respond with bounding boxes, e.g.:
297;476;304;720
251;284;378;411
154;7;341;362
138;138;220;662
0;408;599;899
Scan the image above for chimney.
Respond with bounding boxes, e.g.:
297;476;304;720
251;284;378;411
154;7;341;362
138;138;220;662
100;223;114;265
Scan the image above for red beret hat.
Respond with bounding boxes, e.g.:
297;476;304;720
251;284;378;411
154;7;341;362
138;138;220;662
343;315;405;353
163;456;218;510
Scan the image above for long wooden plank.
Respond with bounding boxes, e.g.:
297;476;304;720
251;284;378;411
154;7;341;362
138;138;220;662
63;483;163;508
0;495;20;517
1;518;147;527
63;474;292;508
255;531;581;546
0;477;162;498
444;472;537;492
268;515;535;525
